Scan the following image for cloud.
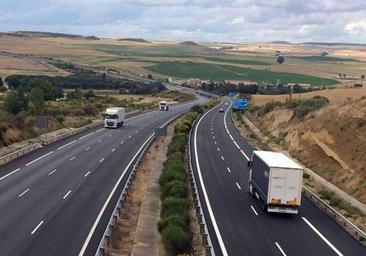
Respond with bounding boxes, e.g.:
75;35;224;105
0;0;366;43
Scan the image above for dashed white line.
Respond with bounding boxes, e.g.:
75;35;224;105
213;136;215;139
48;169;57;176
69;156;76;161
0;168;20;181
302;217;343;256
250;205;258;216
128;135;132;139
214;141;217;144
275;242;287;256
135;131;139;134
221;156;225;161
63;190;72;199
217;147;220;152
57;140;76;150
31;221;44;235
99;158;104;163
108;134;112;137
235;182;242;190
97;140;102;144
226;167;231;173
25;151;54;166
120;141;125;144
18;188;30;198
85;147;91;151
111;148;116;152
84;171;91;177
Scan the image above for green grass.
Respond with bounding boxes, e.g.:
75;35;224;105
145;62;339;86
296;56;359;62
204;57;270;65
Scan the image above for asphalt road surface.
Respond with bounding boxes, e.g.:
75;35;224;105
0;96;206;256
190;99;366;256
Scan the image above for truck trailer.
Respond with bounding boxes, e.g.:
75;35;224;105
159;101;169;111
104;107;125;128
248;151;303;214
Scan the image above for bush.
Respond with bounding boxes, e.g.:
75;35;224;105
168;133;187;155
161;180;188;200
56;115;65;124
161;197;188;217
190;105;204;114
161;224;191;254
319;189;333;200
258;101;283;116
158;214;188;233
293;96;329;119
159;166;187;187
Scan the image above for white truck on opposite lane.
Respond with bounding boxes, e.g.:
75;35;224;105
104;107;125;128
247;150;303;214
159;101;169;111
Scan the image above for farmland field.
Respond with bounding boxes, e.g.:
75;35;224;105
145;62;339;86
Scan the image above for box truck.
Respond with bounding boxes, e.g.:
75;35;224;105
104;107;125;128
159;101;169;111
248;151;303;214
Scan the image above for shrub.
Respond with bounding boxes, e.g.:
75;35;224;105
56;115;65;124
293;96;329;119
190;105;204;114
258;101;282;116
159;166;187;187
168;133;187;155
158;214;188;233
161;197;188;217
319;189;333;200
162;224;191;254
161;180;188;200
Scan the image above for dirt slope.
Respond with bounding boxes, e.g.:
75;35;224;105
251;98;366;204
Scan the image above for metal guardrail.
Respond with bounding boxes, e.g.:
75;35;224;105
187;121;216;256
303;187;366;243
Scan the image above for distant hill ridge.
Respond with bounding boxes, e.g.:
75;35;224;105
180;41;200;46
0;31;99;40
118;38;152;43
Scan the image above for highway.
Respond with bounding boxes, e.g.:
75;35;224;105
191;99;366;256
0;96;205;256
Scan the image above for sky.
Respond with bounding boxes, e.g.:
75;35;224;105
0;0;366;43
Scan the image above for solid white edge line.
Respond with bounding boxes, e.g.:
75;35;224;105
193;100;228;256
250;205;258;216
31;220;44;235
302;217;343;256
236;182;242;190
78;133;155;256
63;190;72;199
25;151;54;166
233;140;240;149
57;140;76;150
275;242;287;256
240;150;250;161
18;188;30;197
0;168;20;181
79;132;94;140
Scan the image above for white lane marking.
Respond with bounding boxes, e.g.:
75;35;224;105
221;156;225;161
48;169;57;176
128;135;132;139
108;134;112;137
236;182;242;190
95;128;104;133
135;131;139;134
69;156;76;161
229;134;234;140
213;136;215;139
85;147;91;151
84;171;91;177
99;158;104;163
233;140;240;149
18;188;30;198
302;217;343;256
31;221;44;235
214;141;217;144
226;167;231;173
120;141;124;144
0;168;20;181
275;242;287;256
111;148;116;152
79;133;155;256
25;151;54;166
63;190;72;199
97;140;102;144
217;147;220;152
240;150;250;161
79;132;94;140
57;140;76;150
250;205;258;216
193;100;228;256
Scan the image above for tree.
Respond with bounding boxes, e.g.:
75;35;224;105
29;87;45;114
0;76;3;87
361;74;365;86
277;55;285;64
26;78;63;100
148;73;153;79
4;90;28;114
84;89;96;100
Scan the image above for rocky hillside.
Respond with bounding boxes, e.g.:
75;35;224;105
249;97;366;204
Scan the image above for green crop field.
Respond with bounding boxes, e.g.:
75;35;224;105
296;56;360;62
204;57;271;65
145;62;339;86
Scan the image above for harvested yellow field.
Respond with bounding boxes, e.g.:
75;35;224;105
252;87;366;106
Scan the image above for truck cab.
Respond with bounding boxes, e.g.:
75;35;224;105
159;101;169;111
104;107;125;128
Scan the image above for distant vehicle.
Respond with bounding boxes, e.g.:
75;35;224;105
219;108;225;112
232;98;248;111
247;151;303;214
159;101;169;111
224;102;229;106
104;107;125;128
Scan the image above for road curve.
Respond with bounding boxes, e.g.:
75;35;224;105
190;98;365;256
0;96;206;256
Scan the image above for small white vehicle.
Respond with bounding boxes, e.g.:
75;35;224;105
225;102;229;106
159;101;169;111
104;107;125;128
219;108;225;113
248;151;303;214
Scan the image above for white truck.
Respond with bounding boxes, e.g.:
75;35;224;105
104;107;125;128
247;151;303;214
159;101;169;111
